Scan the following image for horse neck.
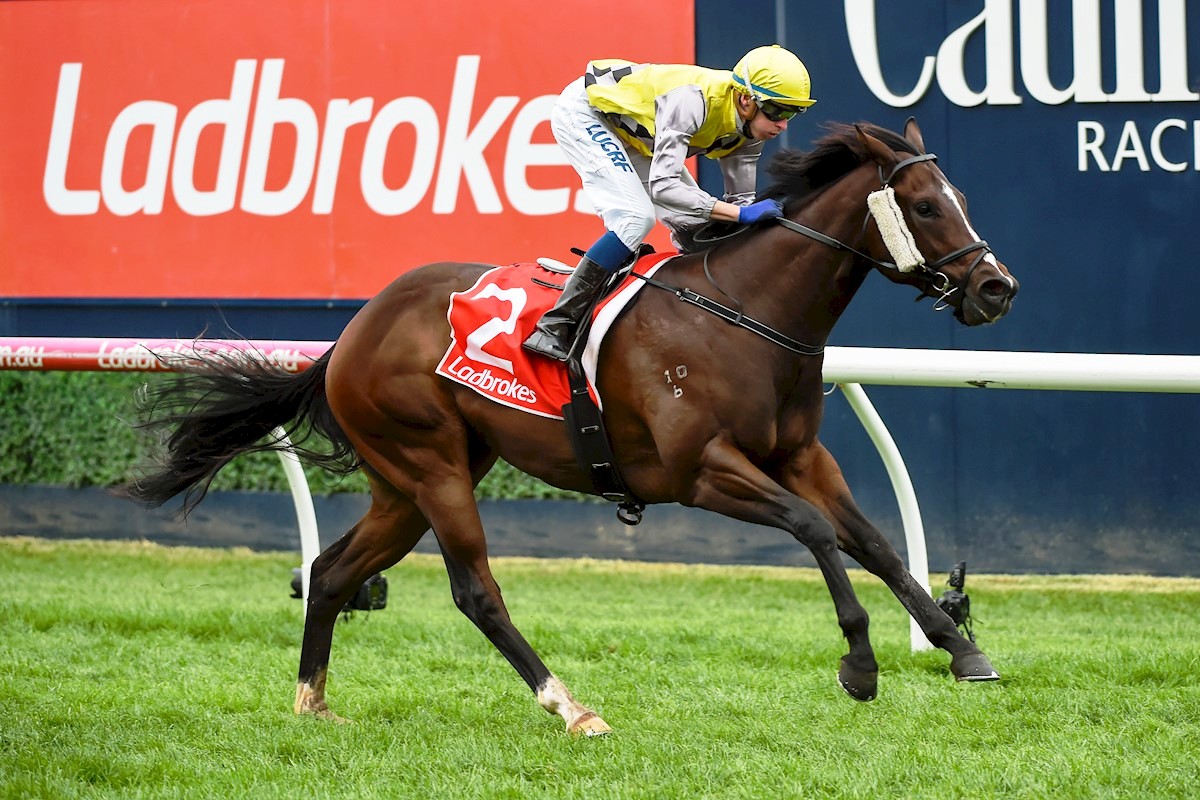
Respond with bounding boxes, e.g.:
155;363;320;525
722;165;878;346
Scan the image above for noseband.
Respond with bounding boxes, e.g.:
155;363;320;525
775;152;993;311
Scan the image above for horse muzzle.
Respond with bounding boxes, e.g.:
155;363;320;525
958;265;1019;325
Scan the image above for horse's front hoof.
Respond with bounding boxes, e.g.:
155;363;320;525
568;711;612;737
951;652;1001;682
838;657;878;702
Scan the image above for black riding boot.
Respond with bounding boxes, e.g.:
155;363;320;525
522;256;611;361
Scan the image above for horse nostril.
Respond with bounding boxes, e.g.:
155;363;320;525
980;278;1013;302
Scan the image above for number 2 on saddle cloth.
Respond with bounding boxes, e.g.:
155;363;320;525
434;250;676;524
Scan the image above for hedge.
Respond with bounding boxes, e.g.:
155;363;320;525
0;371;589;501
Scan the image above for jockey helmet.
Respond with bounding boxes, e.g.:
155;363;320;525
732;45;816;111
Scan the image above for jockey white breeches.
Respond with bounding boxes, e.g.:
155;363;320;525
551;78;705;250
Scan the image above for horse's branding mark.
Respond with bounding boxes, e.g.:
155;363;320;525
663;364;687;398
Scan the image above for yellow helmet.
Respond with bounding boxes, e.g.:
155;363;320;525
732;44;815;108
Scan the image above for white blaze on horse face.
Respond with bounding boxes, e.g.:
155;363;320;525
939;182;1009;281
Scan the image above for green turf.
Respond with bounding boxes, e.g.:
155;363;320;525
1;538;1198;799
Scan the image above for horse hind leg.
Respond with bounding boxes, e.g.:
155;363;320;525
295;467;430;720
362;433;611;735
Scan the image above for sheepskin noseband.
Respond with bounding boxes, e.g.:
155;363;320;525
866;186;924;273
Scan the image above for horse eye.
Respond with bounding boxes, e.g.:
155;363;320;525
914;201;935;217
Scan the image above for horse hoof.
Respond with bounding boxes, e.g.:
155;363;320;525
315;708;353;724
295;686;352;723
838;658;878;702
296;705;352;724
568;711;612;737
952;652;1001;682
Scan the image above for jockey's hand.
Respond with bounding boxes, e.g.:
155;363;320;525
738;198;784;225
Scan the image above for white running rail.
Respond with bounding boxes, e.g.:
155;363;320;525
4;337;1199;644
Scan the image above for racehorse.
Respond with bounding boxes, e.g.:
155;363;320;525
118;119;1018;736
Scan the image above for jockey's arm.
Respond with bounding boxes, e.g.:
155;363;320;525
718;141;765;205
704;143;770;221
647;86;766;223
647;87;727;222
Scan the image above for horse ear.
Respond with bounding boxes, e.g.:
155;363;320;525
903;117;927;154
855;124;899;172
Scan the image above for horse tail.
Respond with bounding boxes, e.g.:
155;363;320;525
114;347;361;515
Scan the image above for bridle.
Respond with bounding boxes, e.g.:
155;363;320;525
631;149;996;355
776;152;993;311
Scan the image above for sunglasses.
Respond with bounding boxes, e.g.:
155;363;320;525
759;100;804;122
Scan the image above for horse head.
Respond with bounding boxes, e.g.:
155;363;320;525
855;118;1019;326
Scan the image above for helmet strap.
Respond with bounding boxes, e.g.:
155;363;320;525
737;93;757;139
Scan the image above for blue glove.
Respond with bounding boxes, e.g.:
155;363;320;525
738;198;784;225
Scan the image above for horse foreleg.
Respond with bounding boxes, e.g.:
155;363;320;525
783;444;999;682
684;438;878;701
296;471;430;720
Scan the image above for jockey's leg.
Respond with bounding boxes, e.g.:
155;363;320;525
523;232;629;361
526;78;654;361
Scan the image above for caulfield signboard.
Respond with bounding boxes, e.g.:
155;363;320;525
0;0;691;300
695;0;1199;358
843;0;1200;173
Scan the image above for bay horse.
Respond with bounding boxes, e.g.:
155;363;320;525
119;119;1018;735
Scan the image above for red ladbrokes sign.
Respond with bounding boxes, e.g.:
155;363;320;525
0;0;692;299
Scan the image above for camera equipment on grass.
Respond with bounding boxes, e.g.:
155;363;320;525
935;561;976;643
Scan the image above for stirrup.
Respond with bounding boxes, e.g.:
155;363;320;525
522;330;570;361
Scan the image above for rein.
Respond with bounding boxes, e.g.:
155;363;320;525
631;267;825;356
629;150;993;355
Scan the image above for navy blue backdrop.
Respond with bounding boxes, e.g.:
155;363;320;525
4;2;1197;574
695;1;1199;575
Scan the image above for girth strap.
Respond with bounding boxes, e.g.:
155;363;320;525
558;280;646;526
562;360;645;526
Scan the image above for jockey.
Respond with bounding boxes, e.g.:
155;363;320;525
523;44;816;361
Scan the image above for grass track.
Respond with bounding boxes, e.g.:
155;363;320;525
1;537;1198;799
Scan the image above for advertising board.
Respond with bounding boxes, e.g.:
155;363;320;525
0;0;692;299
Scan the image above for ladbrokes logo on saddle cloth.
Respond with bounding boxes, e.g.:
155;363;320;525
436;252;676;419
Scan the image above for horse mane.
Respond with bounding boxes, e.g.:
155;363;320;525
674;122;918;254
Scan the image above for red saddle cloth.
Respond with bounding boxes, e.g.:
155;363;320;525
435;251;676;419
